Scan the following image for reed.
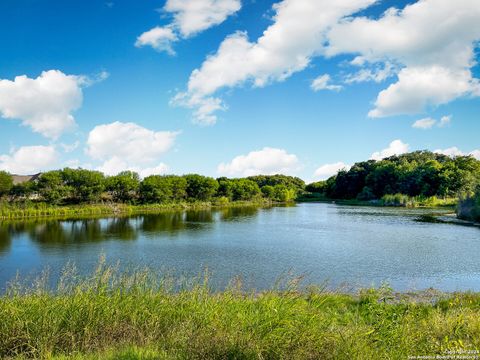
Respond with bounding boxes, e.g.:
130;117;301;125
1;261;479;359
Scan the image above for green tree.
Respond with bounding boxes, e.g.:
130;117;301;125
37;171;70;204
183;174;219;201
0;171;13;196
62;168;105;203
230;179;261;201
105;171;140;203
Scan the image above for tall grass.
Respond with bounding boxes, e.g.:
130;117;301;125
1;261;480;359
381;194;457;208
0;199;273;220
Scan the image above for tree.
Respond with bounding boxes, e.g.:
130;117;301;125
37;170;70;204
305;181;327;194
183;175;219;201
0;171;13;196
62;168;105;203
230;179;261;201
139;175;187;203
105;171;140;203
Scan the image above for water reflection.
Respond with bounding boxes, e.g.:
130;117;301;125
0;207;262;249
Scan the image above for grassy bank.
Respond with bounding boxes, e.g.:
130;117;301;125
1;263;480;359
0;199;275;220
298;193;457;208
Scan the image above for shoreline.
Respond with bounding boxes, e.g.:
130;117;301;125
0;200;283;221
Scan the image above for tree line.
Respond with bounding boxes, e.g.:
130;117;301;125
306;151;480;201
0;169;305;205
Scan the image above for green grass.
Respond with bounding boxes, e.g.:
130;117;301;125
0;199;273;220
1;261;480;359
298;193;458;209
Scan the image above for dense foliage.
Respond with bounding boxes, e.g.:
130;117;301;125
0;169;305;205
457;186;480;222
308;151;480;200
0;171;13;196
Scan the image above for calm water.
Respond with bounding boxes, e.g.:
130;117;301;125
0;203;479;292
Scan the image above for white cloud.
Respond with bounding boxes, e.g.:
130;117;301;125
217;147;300;177
311;74;342;92
344;62;396;84
0;145;58;174
412;115;452;129
313;162;350;180
327;0;480;117
0;70;87;139
135;26;178;55
370;139;409;160
412;117;436;129
137;0;241;53
86;121;179;176
165;0;241;37
176;0;376;123
434;147;480;160
438;115;451;127
97;157;169;178
367;66;479;118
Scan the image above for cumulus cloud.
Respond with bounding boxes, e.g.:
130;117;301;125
217;147;300;177
367;67;479;117
0;70;88;139
412;115;452;129
412;117;436;129
136;0;241;53
434;147;480;160
313;162;350;180
135;26;178;55
344;62;396;84
86;121;179;176
438;115;451;127
175;0;376;124
0;145;58;174
311;74;342;92
327;0;480;117
97;157;170;178
370;139;409;161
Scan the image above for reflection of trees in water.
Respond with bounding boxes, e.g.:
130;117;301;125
104;218;137;241
219;206;260;222
0;206;265;250
0;217;138;249
29;220;104;245
0;226;11;254
185;210;214;223
141;213;188;234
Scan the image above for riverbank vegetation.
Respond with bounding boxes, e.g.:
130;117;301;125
304;151;480;209
0;171;305;219
457;187;480;222
1;262;479;359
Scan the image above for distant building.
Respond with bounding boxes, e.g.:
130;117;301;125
11;173;41;185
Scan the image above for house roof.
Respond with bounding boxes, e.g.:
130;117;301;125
11;173;41;185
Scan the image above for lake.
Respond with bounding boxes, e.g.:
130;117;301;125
0;203;479;292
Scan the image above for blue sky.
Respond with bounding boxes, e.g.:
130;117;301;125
0;0;479;181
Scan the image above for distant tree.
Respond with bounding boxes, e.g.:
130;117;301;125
305;181;327;194
261;185;275;199
139;175;187;203
37;170;70;204
230;179;261;201
106;171;140;203
272;184;296;202
0;171;13;196
183;174;219;201
62;168;105;203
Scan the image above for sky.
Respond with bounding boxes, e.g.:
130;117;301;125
0;0;479;182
